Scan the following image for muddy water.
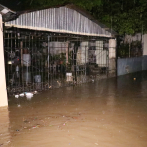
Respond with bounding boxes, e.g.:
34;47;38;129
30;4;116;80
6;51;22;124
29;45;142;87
1;71;147;147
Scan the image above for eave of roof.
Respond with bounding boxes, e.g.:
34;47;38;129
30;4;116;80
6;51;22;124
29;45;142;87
0;4;17;22
2;3;117;37
16;4;117;36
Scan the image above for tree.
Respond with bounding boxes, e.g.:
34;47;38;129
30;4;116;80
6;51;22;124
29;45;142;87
22;0;102;11
90;0;147;35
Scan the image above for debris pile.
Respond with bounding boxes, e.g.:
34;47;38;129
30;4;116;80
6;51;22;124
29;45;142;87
15;91;38;99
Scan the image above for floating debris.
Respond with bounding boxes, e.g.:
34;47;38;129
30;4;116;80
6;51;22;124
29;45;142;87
33;91;38;94
57;81;61;87
17;104;21;107
15;95;19;98
19;93;24;97
25;92;33;99
7;141;10;144
32;125;40;129
14;91;38;99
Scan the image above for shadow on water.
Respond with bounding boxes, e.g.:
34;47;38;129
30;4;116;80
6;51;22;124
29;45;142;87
1;71;147;146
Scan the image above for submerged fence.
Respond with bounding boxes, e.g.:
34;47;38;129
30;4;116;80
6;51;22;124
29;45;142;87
4;29;109;95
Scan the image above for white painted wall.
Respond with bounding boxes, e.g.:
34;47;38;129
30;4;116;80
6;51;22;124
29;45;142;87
109;39;116;74
109;39;116;59
77;42;88;65
0;14;8;107
95;41;107;67
143;34;147;56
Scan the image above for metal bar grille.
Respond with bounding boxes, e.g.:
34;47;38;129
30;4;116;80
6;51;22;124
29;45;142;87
4;28;110;95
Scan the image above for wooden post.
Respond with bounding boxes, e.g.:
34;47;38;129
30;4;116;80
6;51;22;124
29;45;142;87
0;14;8;107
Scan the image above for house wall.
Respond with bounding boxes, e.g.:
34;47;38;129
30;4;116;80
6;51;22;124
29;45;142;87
0;14;8;107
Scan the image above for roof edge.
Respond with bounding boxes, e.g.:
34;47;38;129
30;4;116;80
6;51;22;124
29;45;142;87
16;4;117;36
0;4;18;22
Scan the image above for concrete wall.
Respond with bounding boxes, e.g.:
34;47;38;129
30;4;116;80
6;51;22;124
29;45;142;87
0;14;8;107
142;55;147;70
117;57;142;76
117;56;147;76
143;34;147;56
109;39;116;74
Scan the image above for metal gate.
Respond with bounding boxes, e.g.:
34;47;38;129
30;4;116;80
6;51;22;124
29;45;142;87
4;29;109;95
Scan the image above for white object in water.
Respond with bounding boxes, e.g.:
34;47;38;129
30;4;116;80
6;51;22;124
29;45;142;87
17;104;21;107
15;95;19;98
33;91;38;94
25;92;33;99
19;93;24;97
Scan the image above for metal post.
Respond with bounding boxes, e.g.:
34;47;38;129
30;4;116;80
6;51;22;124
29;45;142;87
48;35;50;88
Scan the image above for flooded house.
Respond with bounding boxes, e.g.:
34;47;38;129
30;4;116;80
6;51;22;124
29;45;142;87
0;4;117;106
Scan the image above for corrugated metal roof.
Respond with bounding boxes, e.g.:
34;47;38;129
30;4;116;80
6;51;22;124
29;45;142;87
5;4;116;37
0;4;17;22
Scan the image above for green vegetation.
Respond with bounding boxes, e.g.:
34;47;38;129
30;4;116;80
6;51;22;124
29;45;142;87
91;0;147;35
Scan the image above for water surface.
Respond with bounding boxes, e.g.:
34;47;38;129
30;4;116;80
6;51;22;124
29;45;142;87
1;71;147;147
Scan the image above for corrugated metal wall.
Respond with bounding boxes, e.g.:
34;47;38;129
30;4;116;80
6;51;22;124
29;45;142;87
5;6;111;37
117;57;142;76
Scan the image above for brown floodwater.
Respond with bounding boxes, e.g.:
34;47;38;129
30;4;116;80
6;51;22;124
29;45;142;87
1;71;147;147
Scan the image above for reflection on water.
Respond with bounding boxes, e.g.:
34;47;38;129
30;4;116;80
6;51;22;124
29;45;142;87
0;107;10;146
1;71;147;147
